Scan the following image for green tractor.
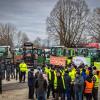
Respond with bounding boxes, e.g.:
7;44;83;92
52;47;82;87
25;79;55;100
37;48;45;66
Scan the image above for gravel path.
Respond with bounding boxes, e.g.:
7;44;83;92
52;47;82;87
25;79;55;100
0;79;100;100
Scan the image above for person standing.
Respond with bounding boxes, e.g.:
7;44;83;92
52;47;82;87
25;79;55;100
35;73;48;100
92;70;99;100
28;68;35;99
35;71;39;99
15;61;20;80
54;71;65;100
81;68;87;81
0;60;6;80
0;60;2;94
6;61;11;81
47;68;55;99
19;61;28;83
11;62;15;79
69;67;76;100
74;71;84;100
64;70;71;100
84;76;94;100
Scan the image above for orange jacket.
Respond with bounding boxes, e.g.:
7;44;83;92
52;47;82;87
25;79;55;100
84;80;93;94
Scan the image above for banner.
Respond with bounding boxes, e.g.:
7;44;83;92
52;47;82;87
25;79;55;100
50;56;66;66
94;62;100;70
86;43;100;48
73;56;91;66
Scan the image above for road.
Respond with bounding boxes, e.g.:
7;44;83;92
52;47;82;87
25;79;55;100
0;79;100;100
3;82;27;91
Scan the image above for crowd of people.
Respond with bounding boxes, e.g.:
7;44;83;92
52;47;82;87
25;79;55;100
0;60;28;94
27;63;99;100
0;59;100;100
0;60;17;81
0;59;28;82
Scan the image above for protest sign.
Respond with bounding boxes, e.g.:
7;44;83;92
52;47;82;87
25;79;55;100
50;56;66;66
73;56;91;66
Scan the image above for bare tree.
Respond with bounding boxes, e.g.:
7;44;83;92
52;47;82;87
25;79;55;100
33;37;41;47
46;0;89;47
0;23;16;47
88;8;100;43
14;31;23;47
0;23;30;48
14;31;29;47
21;33;29;45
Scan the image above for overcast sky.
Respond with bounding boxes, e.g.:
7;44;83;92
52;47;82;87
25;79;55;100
0;0;100;40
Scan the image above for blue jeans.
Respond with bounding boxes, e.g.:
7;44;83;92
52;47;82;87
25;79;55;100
37;93;46;100
75;91;82;100
65;87;71;100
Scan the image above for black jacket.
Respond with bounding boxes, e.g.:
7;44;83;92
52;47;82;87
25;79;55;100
56;76;64;93
28;71;35;87
64;73;71;89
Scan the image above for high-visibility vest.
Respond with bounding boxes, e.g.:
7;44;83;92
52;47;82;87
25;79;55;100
44;67;48;74
84;80;93;94
62;75;66;89
48;71;51;81
65;68;68;72
93;75;99;88
80;68;82;74
86;69;89;76
60;70;65;76
54;71;57;90
54;71;65;90
19;63;28;72
69;70;76;82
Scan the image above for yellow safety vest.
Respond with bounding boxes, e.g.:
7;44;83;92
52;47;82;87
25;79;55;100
54;71;65;90
44;67;48;74
60;70;65;76
62;75;66;89
54;71;57;90
86;69;89;76
69;70;76;82
80;68;82;74
19;63;28;72
48;71;51;81
93;75;99;88
65;68;68;72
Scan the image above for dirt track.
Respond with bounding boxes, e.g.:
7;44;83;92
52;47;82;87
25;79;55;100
0;79;100;100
